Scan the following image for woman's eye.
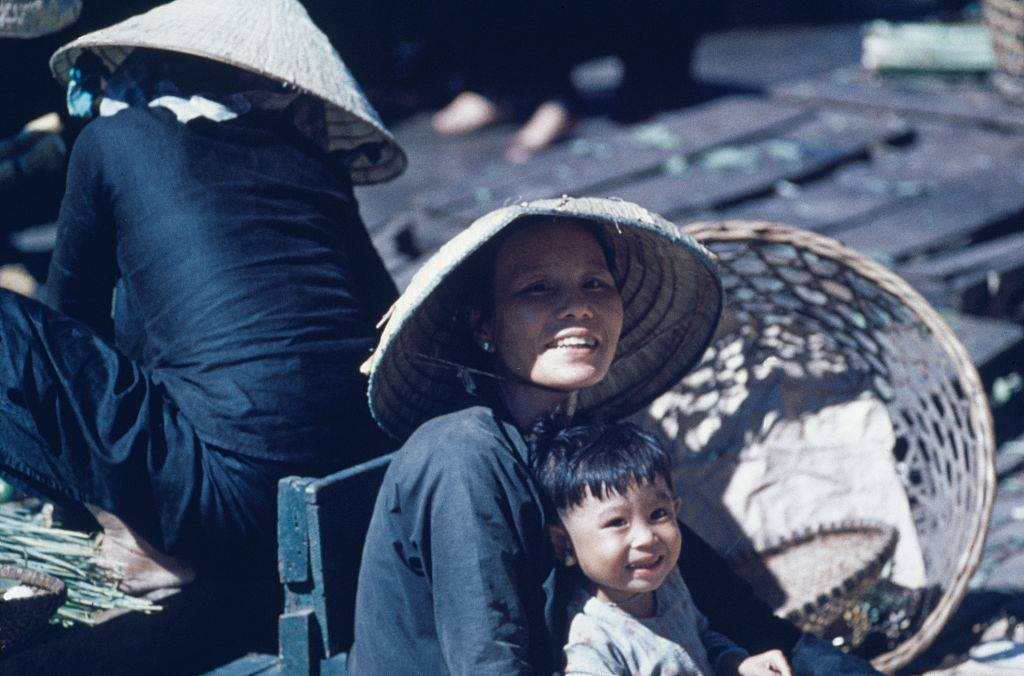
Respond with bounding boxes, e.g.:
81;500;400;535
603;517;627;528
650;508;670;520
518;282;549;295
583;277;611;290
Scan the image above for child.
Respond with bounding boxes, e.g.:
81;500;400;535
535;422;792;676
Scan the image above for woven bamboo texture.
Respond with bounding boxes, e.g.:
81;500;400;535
985;0;1024;101
731;521;899;637
666;221;996;672
986;0;1024;75
0;563;66;651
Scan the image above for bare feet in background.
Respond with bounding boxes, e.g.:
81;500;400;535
0;265;37;297
433;93;574;163
505;100;574;163
88;504;196;595
431;91;501;135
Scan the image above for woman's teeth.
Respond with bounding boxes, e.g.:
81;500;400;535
551;337;597;349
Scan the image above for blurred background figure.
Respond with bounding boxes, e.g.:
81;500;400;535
426;1;708;162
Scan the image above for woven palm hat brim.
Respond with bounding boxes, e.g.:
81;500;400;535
364;196;724;440
48;0;406;185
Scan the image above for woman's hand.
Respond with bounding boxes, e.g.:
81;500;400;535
731;649;792;676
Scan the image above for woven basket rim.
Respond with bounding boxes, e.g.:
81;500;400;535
0;563;67;652
681;220;998;672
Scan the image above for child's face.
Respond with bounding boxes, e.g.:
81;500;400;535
555;477;682;606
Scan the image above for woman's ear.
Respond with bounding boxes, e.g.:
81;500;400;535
548;524;576;567
468;308;495;353
672;497;681;516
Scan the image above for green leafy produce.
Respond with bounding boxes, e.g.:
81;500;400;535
0;503;160;625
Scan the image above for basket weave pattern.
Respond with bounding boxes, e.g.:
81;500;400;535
662;222;996;672
985;0;1024;76
0;563;67;652
731;521;899;637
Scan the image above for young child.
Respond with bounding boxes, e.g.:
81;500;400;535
535;422;792;676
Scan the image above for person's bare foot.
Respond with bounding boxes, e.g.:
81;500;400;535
431;91;501;135
506;101;574;163
87;505;196;595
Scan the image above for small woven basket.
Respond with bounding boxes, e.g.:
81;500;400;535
984;0;1024;101
0;564;67;652
730;521;899;636
654;221;996;672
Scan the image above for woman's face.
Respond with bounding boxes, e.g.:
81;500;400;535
480;221;624;404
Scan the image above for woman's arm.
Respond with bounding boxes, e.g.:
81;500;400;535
678;520;802;656
43;125;117;336
426;449;546;674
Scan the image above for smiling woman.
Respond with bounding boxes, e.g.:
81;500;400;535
347;197;816;675
475;220;625;428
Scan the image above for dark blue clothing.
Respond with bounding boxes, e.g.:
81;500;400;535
0;106;397;576
349;405;566;675
349;405;806;675
45;106;397;463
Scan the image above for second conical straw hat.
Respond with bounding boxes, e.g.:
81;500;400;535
49;0;405;184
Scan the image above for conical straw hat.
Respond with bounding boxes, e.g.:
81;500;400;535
49;0;405;184
364;196;724;440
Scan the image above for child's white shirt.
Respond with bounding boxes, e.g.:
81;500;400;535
563;567;747;675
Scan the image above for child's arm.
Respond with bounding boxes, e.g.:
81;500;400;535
696;615;752;675
718;650;792;676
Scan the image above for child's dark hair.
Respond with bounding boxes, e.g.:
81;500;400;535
532;422;674;513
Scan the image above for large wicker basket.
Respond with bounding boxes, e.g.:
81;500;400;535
643;222;996;672
984;0;1024;101
0;563;66;651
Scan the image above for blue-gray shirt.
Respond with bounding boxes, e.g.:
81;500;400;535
350;405;565;675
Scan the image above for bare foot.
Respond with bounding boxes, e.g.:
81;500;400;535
431;91;501;135
506;101;574;164
87;505;196;595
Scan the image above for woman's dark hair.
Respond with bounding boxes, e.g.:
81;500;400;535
532;421;674;513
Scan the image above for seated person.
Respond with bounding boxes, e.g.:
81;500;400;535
0;0;404;601
535;421;791;676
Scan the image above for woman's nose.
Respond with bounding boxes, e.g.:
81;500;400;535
558;288;594;319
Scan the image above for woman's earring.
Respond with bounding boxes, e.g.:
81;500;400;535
564;549;576;567
481;340;494;353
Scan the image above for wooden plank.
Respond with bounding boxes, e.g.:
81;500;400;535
206;653;282;676
836;164;1024;262
425;96;812;218
859;122;1024;186
278;477;314;585
355;113;515;234
601;110;912;219
712;175;900;231
773;66;1024;131
278;609;321;676
898;231;1024;317
304;455;393;657
709;121;1024;233
940;312;1024;375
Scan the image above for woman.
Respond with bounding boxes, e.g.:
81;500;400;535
0;0;403;596
349;197;803;674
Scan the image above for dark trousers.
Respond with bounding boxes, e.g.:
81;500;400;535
0;289;334;580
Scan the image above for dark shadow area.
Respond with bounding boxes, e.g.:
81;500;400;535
897;589;1024;673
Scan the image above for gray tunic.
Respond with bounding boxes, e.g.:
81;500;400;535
563;568;747;675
